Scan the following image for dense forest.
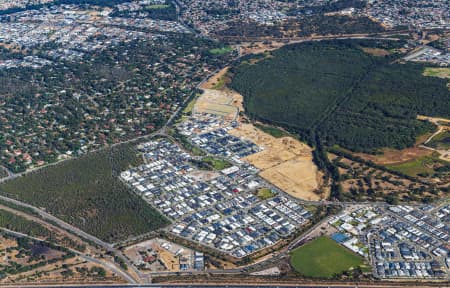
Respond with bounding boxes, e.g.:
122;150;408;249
0;209;50;238
0;143;170;242
230;40;450;153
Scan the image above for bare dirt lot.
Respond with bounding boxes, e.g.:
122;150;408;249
354;121;439;166
355;147;433;165
229;124;325;201
259;159;322;201
423;67;450;79
361;47;391;56
238;41;287;56
193;89;238;120
201;67;230;90
188;170;221;182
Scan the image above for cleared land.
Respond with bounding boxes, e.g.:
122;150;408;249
200;67;230;90
229;124;324;201
423;67;450;79
0;144;169;242
200;67;245;114
182;95;198;115
254;124;291;138
386;153;448;177
259;160;321;201
193;89;238;120
146;4;170;9
290;236;364;278
353;127;434;165
238;41;286;56
355;147;433;165
209;46;233;55
360;47;391;56
419;115;450;162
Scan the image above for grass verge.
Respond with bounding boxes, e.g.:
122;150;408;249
255;123;291;138
256;188;275;200
202;156;232;170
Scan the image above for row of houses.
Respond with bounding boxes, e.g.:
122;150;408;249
191;128;260;160
122;131;312;258
0;56;52;69
330;204;450;279
177;114;225;136
0;4;187;62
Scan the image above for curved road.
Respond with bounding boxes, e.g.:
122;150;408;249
0;228;136;284
0;195;140;284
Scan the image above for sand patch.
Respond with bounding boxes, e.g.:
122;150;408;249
201;67;229;90
229;124;324;201
259;158;321;201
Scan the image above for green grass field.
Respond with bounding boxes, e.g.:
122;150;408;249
386;154;440;177
423;67;450;79
290;236;364;278
212;75;227;90
202;156;232;170
256;188;275;200
255;124;291;138
182;95;198;115
145;4;170;9
0;143;169;242
209;46;233;55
